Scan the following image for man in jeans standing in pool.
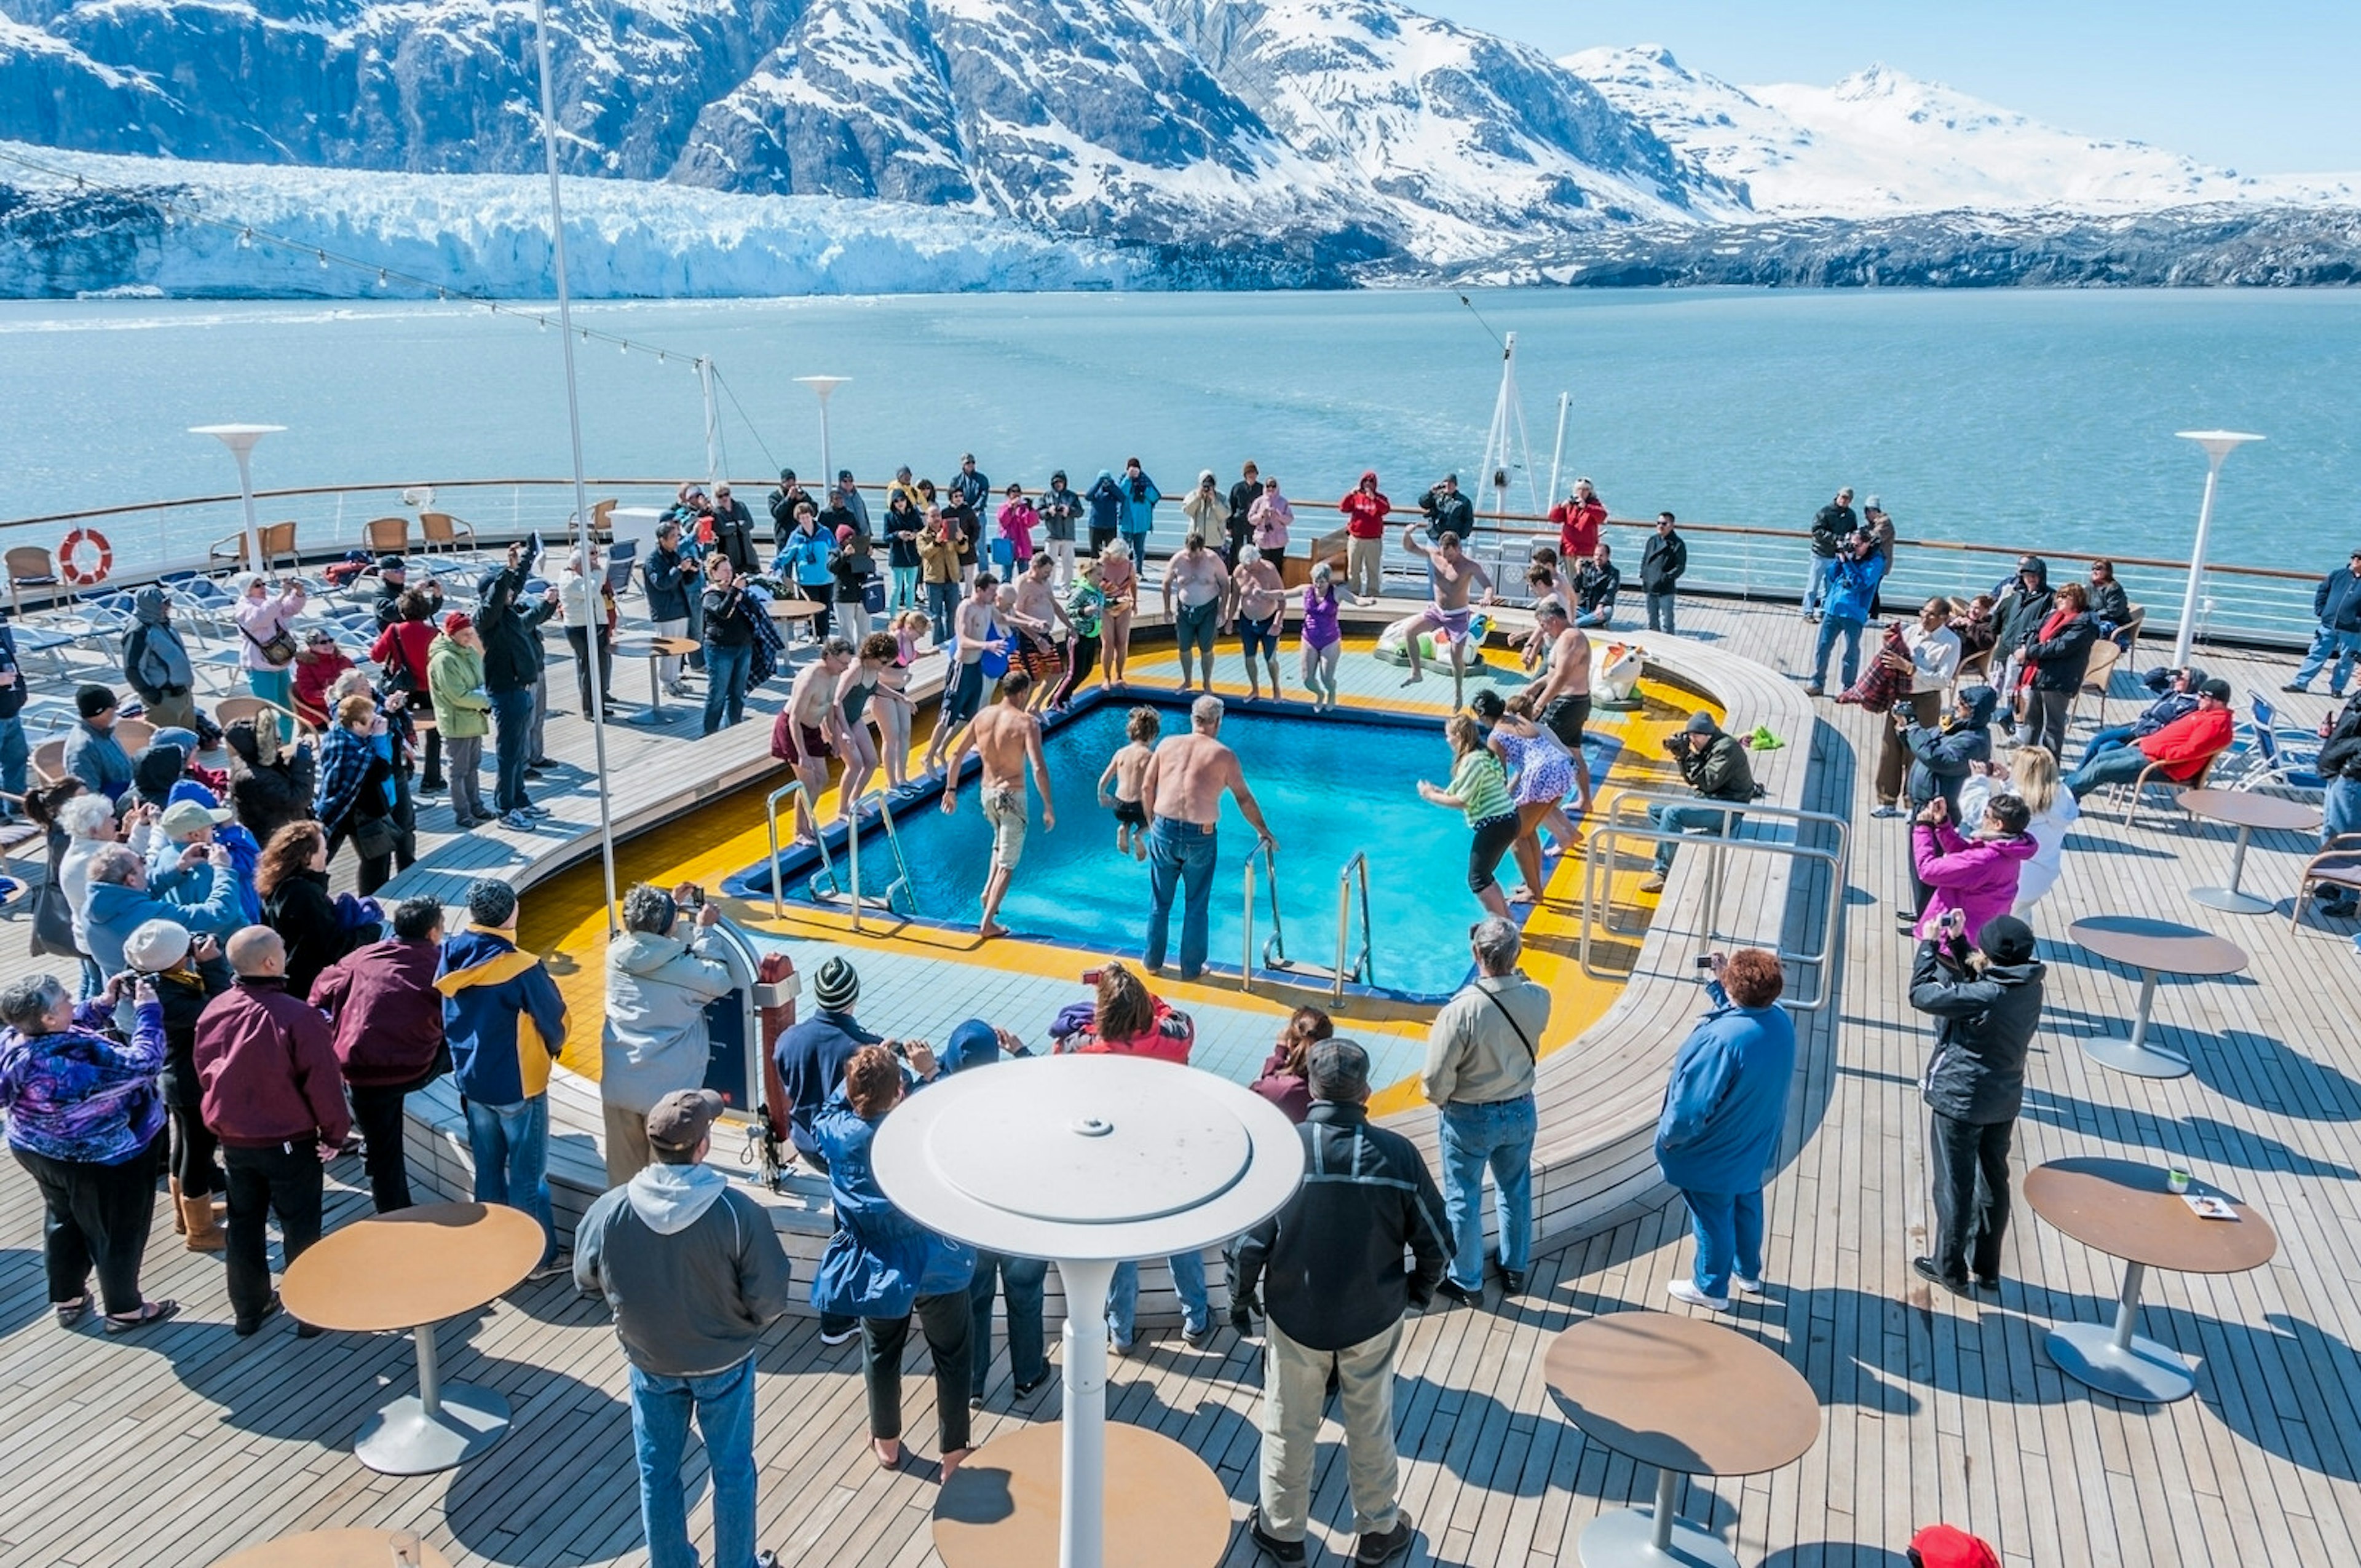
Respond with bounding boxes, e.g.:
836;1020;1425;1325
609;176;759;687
940;668;1054;940
1139;695;1277;980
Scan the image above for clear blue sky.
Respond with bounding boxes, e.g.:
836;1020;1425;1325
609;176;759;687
1434;1;2360;173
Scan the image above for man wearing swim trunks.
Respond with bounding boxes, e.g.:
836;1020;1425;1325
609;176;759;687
1529;597;1596;813
1163;532;1230;695
1228;545;1287;702
1395;527;1497;687
1011;552;1074;709
775;639;854;844
940;669;1053;940
1139;695;1278;980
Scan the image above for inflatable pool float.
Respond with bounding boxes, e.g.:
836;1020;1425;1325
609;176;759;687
1373;612;1492;668
1591;640;1646;710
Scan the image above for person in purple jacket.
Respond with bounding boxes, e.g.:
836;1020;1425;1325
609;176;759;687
1911;793;2037;943
1655;949;1797;1312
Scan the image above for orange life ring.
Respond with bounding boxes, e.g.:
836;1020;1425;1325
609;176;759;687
58;528;113;587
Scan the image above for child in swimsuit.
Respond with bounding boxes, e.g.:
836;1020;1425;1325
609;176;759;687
1096;705;1160;861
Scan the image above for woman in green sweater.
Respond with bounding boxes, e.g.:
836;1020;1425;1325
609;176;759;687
428;613;495;829
1417;713;1519;919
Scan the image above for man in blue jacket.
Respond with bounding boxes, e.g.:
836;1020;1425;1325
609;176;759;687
1655;948;1797;1311
437;878;571;1276
1806;531;1888;696
2287;549;2361;696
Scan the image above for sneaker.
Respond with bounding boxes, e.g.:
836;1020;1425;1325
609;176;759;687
968;1393;984;1410
521;804;553;819
1109;1333;1135;1357
1013;1371;1051;1400
1912;1256;1972;1297
2282;683;2310;693
1182;1320;1216;1350
499;811;538;830
1637;873;1667;895
1871;804;1903;819
1731;1275;1766;1296
1497;1268;1527;1297
820;1325;859;1347
1803;684;1824;697
1972;1274;2002;1293
1354;1513;1415;1568
526;1251;572;1283
1666;1279;1730;1312
1431;1279;1483;1310
1246;1507;1307;1567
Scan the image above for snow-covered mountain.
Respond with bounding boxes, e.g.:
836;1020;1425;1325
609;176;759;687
1566;45;2359;216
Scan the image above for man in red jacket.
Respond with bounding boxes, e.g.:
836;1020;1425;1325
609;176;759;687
1551;478;1607;561
1338;471;1391;599
312;896;448;1214
2062;678;2236;800
194;924;352;1337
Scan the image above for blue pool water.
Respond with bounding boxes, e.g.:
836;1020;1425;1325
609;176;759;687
724;693;1621;999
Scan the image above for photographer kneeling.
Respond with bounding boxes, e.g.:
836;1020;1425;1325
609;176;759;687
1908;912;2044;1297
1639;712;1755;896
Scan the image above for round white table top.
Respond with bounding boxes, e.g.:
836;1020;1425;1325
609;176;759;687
872;1054;1305;1261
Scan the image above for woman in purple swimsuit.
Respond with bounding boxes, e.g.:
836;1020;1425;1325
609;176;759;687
1297;562;1367;711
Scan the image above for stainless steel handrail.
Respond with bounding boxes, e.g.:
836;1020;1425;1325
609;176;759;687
1241;838;1284;994
848;789;918;928
1335;851;1374;1003
763;780;833;918
1581;789;1851;1011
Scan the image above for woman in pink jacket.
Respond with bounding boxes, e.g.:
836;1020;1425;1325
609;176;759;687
1912;794;2038;942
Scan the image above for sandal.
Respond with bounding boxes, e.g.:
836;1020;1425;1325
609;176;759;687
103;1299;179;1334
53;1295;88;1328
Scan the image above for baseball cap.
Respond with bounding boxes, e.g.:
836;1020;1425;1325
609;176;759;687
646;1089;725;1152
378;554;405;572
2199;678;2232;701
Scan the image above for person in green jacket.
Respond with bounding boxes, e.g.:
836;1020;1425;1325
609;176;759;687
428;613;494;829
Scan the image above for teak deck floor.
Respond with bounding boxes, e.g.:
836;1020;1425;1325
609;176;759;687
3;591;2357;1568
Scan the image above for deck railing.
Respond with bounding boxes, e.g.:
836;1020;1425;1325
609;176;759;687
0;478;2321;650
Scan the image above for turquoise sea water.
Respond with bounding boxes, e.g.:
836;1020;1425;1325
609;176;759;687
723;691;1621;999
2;290;2354;577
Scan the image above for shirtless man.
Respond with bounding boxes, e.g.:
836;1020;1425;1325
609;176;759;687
923;573;1004;774
1528;596;1595;811
1396;526;1498;685
1162;532;1230;695
1228;544;1287;702
1011;552;1074;711
1139;695;1278;980
777;637;854;841
939;668;1053;939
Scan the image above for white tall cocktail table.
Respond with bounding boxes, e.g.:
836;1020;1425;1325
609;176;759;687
873;1053;1305;1568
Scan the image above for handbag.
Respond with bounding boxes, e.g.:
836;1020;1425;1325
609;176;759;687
351;813;400;861
989;536;1016;570
240;620;298;668
27;881;79;958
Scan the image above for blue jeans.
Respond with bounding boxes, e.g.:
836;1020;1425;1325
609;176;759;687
1438;1097;1537;1291
1682;1187;1764;1299
2077;723;2137;769
2321;776;2361;908
702;640;751;736
0;714;25;814
1648;801;1736;874
968;1250;1050;1397
1802;555;1834;616
630;1355;759;1568
1811;614;1864;688
926;582;960;645
1108;1251;1208;1347
1123;530;1152;568
2293;624;2361;693
1645;591;1677;634
490;686;536;813
464;1095;556;1263
2062;746;2154;801
1575;607;1613;629
1144;817;1218;979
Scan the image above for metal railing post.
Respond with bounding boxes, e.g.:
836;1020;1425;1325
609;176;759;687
1241;853;1257;996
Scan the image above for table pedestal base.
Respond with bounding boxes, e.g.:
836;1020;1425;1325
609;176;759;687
2041;1261;2196;1404
933;1421;1230;1568
1578;1469;1735;1568
2187;886;2271;916
2079;1035;2192;1079
354;1383;510;1475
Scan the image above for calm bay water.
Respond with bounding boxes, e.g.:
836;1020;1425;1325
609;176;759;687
2;288;2355;573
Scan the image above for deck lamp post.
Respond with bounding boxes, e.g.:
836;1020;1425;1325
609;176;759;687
2170;430;2265;667
794;375;848;487
189;424;285;574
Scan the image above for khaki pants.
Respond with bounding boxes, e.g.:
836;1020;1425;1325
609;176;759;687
602;1099;654;1189
1878;690;1943;805
1346;535;1385;599
1259;1317;1402;1540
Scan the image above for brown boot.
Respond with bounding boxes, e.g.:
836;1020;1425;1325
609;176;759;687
179;1193;226;1252
168;1175;186;1235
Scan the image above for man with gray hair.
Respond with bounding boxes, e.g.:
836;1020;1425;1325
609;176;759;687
1231;1039;1446;1568
1139;694;1277;980
1420;916;1551;1305
600;881;735;1186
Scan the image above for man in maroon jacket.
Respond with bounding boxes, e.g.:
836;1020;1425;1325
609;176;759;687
312;896;448;1214
194;924;352;1337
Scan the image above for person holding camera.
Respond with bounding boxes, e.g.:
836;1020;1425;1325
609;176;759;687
1909;912;2043;1296
1655;948;1795;1312
1638;711;1755;896
1910;793;2035;944
600;883;738;1188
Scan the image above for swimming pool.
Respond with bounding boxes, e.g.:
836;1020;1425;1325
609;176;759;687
725;691;1623;1000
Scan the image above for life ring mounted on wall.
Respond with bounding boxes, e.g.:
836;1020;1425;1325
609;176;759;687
58;528;113;587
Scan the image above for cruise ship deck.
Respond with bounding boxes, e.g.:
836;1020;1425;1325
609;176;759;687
2;581;2355;1568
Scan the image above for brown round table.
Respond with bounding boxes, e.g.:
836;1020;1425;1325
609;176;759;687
281;1201;544;1475
933;1421;1231;1568
212;1528;453;1567
2024;1157;2278;1403
614;634;702;725
2066;915;2248;1079
1543;1312;1820;1568
2181;789;2322;915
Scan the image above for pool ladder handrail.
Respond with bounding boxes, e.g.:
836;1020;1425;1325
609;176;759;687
1240;837;1285;994
1334;851;1374;1001
762;781;913;930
